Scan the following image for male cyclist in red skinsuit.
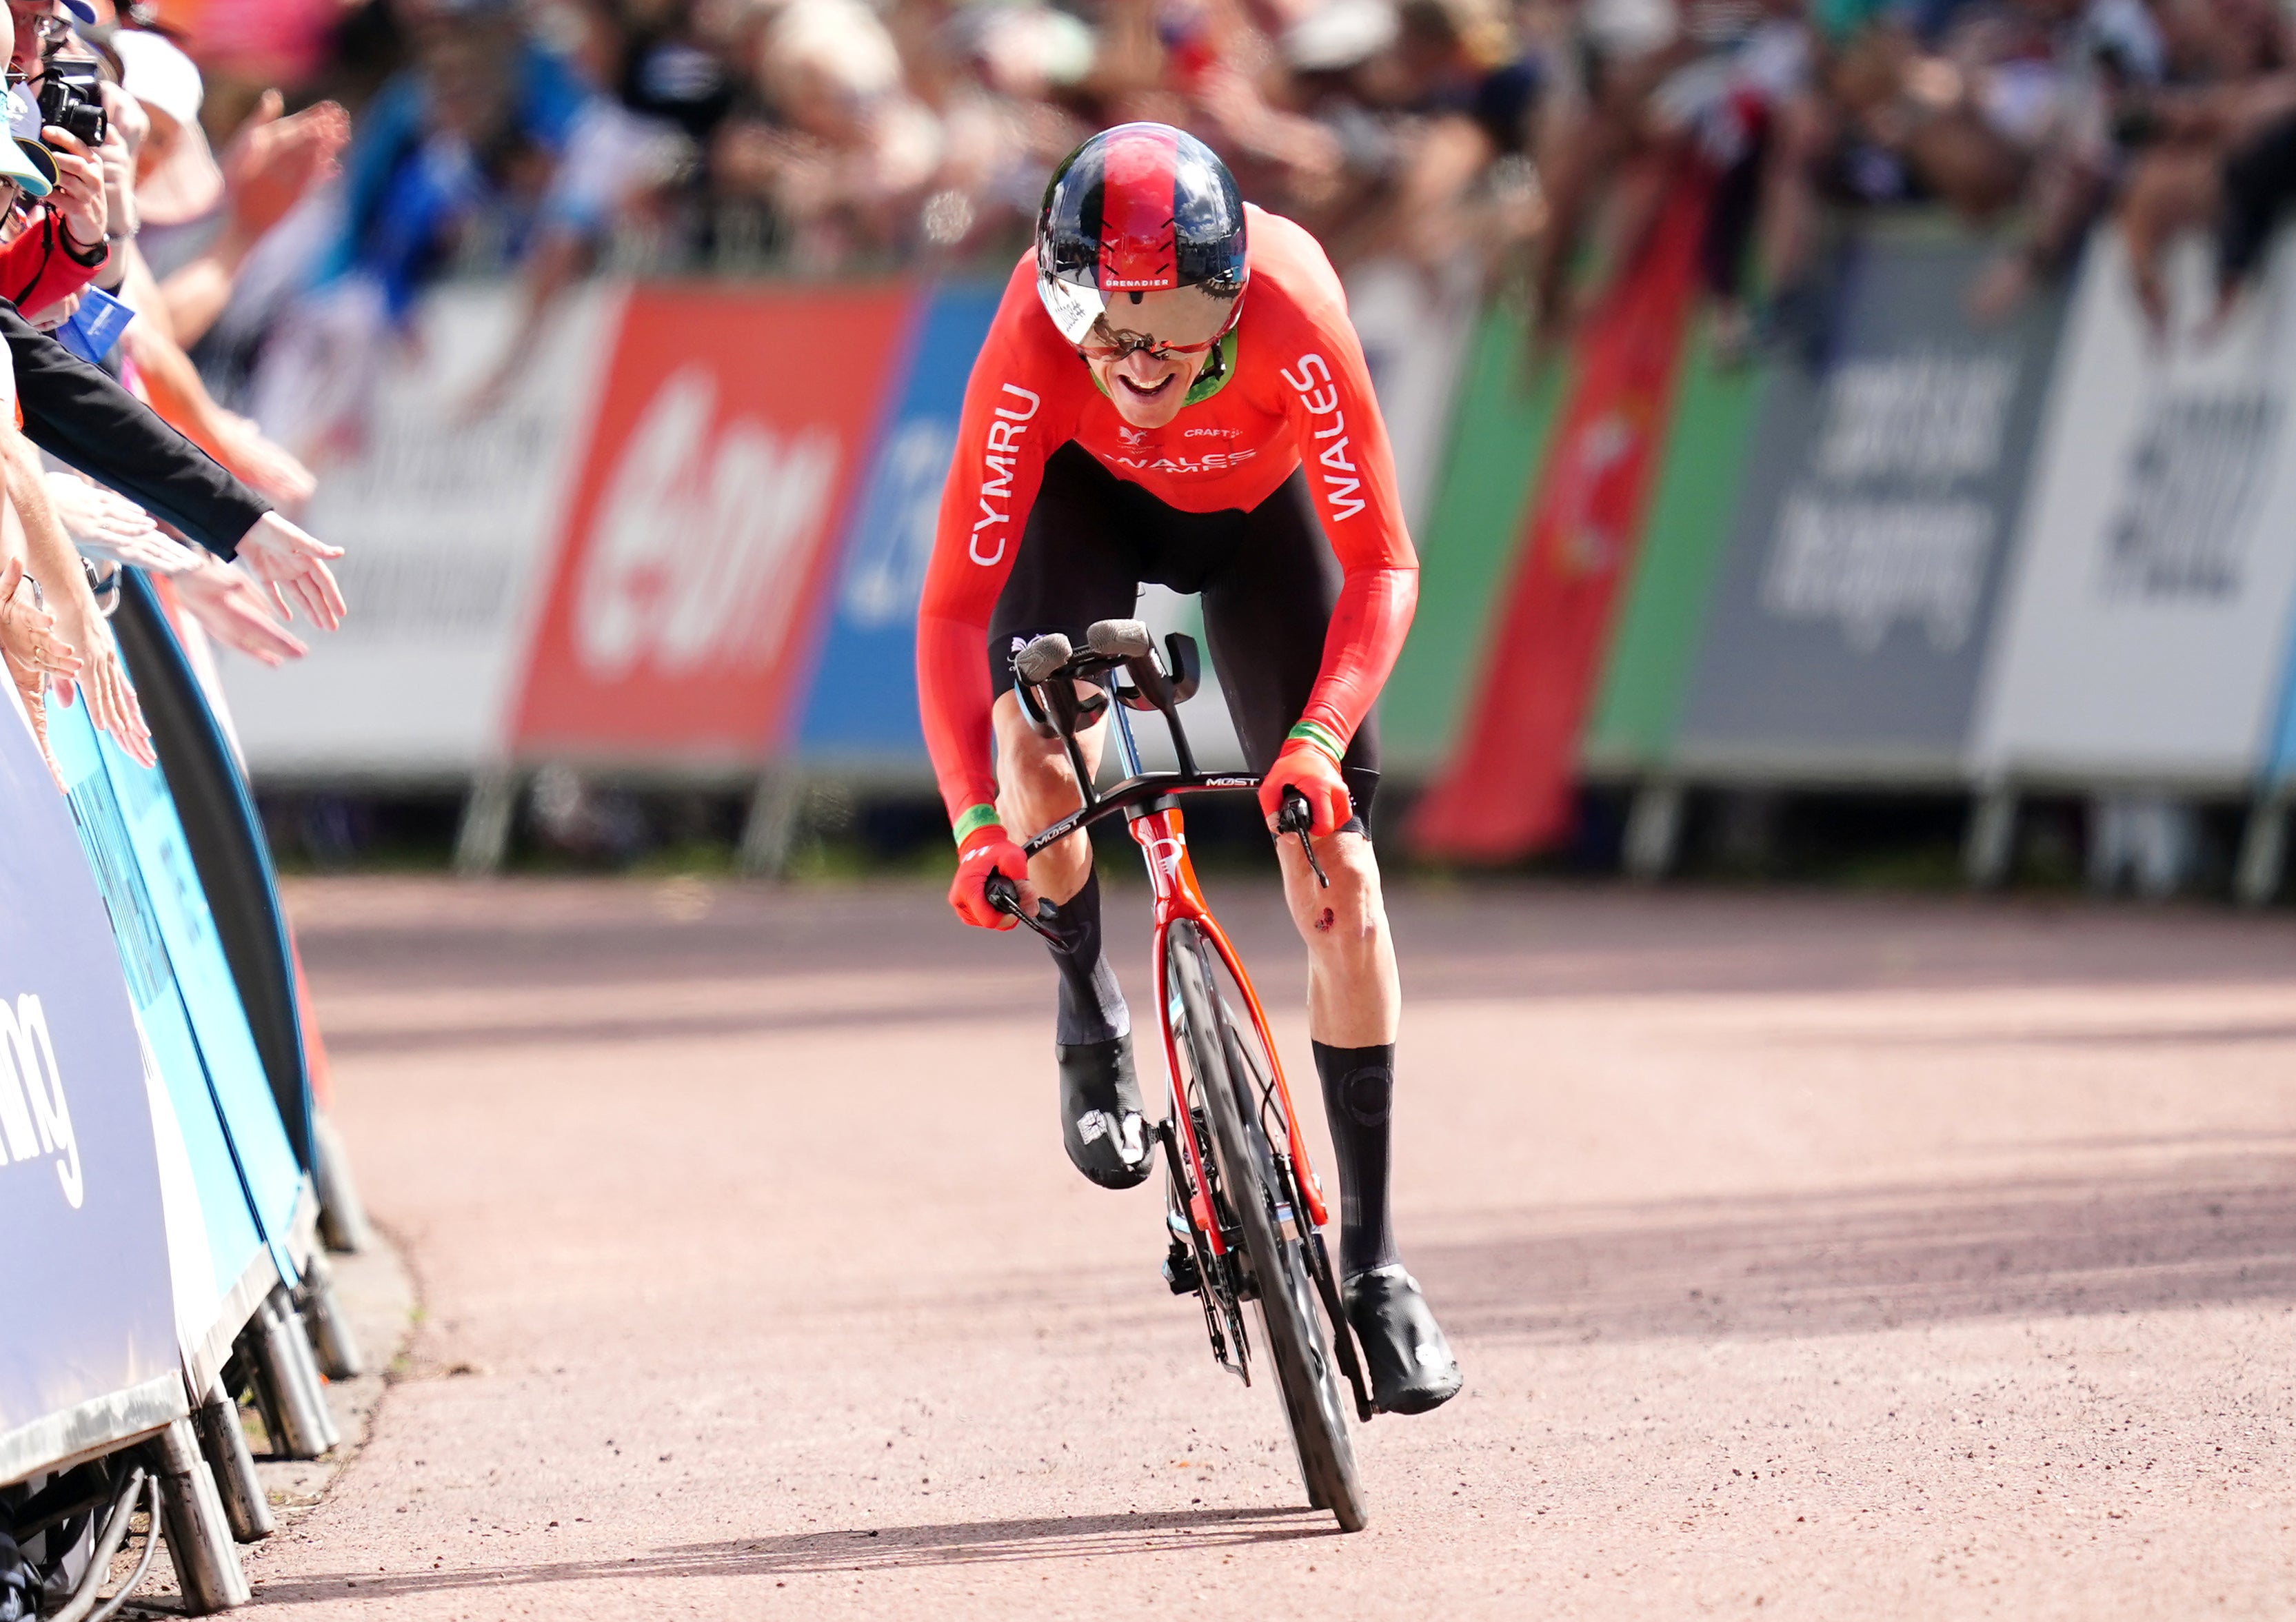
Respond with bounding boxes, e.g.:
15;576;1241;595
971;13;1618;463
916;123;1460;1415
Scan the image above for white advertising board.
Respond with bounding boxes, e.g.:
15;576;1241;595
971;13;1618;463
1971;232;2296;785
219;283;623;778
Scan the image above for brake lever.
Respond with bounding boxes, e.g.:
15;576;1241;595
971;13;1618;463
1275;789;1329;890
985;871;1064;942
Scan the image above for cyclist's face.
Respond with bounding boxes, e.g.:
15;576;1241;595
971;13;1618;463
1082;285;1234;429
1093;343;1204;428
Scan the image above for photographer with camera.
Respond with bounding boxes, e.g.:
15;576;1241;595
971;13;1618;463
0;0;111;322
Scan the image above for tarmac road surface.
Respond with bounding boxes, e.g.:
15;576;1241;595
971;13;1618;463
245;875;2296;1619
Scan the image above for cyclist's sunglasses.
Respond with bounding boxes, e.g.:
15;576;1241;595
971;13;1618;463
1075;294;1244;364
1076;328;1228;363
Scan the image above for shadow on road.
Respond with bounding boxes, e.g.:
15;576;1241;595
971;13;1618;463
1418;1144;2296;1345
250;1506;1334;1603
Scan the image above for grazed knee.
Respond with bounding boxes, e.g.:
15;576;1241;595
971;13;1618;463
1289;839;1384;949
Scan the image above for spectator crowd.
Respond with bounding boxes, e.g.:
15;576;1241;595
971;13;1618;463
5;0;2290;760
0;0;343;796
148;0;2296;438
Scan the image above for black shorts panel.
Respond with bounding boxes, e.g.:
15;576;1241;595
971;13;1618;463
986;444;1381;822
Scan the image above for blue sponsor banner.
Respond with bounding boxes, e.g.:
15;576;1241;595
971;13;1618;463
0;699;179;1484
48;699;270;1342
792;284;1003;769
49;696;304;1295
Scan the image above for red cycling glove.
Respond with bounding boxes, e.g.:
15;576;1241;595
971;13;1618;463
1258;736;1352;838
949;822;1030;929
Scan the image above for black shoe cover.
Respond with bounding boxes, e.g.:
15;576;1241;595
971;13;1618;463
1056;1034;1152;1189
1343;1265;1462;1415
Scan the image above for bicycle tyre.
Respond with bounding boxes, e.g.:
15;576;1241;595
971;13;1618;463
1168;923;1367;1532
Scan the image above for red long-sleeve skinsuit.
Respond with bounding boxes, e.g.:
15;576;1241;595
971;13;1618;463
915;205;1418;827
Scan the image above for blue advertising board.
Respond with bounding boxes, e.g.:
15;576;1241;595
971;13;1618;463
0;696;180;1486
791;285;1003;771
114;571;316;1174
48;698;276;1394
49;694;305;1322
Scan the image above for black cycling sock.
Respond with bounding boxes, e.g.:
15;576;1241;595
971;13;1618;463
1044;869;1129;1046
1313;1041;1398;1279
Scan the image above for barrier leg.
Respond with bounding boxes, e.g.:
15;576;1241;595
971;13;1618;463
738;767;806;878
250;1287;339;1459
453;766;518;876
1963;784;2019;890
1622;781;1684;882
223;1343;280;1463
312;1111;375;1255
148;1418;250;1613
296;1250;364;1381
193;1381;273;1543
2236;792;2288;908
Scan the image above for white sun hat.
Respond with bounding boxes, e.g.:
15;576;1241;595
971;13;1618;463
0;90;52;197
111;28;222;225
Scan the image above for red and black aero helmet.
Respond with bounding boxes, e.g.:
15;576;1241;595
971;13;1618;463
1036;123;1249;347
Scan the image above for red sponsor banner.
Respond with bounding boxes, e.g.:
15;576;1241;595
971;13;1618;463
1409;179;1707;859
513;285;914;767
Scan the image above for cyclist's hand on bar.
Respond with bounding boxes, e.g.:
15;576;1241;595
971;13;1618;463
1259;738;1350;838
951;823;1032;930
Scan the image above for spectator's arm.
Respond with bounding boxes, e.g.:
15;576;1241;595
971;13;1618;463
157;94;350;347
463;227;587;417
0;416;151;764
464;101;652;414
1;310;345;626
118;247;316;505
0;494;72;778
0;299;272;558
1;210;108;325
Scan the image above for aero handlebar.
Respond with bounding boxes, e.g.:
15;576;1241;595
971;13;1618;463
985;623;1330;932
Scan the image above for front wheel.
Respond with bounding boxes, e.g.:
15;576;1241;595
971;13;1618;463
1168;923;1366;1532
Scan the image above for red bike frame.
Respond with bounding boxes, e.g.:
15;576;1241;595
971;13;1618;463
1134;803;1331;1256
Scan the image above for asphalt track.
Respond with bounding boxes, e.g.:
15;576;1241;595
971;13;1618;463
249;875;2296;1619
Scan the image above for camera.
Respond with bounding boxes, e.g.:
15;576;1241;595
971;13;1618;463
37;60;105;149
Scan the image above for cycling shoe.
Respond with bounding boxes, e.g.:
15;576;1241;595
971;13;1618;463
1057;1034;1152;1190
1342;1264;1462;1415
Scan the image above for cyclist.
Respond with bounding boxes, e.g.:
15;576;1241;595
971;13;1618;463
916;122;1459;1416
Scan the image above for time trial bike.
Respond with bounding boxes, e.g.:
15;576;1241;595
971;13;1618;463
987;617;1375;1532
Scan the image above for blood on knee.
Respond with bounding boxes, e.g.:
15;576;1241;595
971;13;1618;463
1313;906;1335;933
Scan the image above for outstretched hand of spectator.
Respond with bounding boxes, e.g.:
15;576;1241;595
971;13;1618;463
0;557;70;783
221;91;350;244
174;558;308;667
46;472;165;559
48;577;154;769
0;554;80;686
234;511;346;630
215;412;318;506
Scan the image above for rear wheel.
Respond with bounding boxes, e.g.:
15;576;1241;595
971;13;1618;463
1167;923;1366;1532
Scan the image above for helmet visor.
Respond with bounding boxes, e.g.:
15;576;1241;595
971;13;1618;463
1069;284;1243;361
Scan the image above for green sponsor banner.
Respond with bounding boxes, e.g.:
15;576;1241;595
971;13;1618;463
1582;315;1767;773
1380;303;1567;775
